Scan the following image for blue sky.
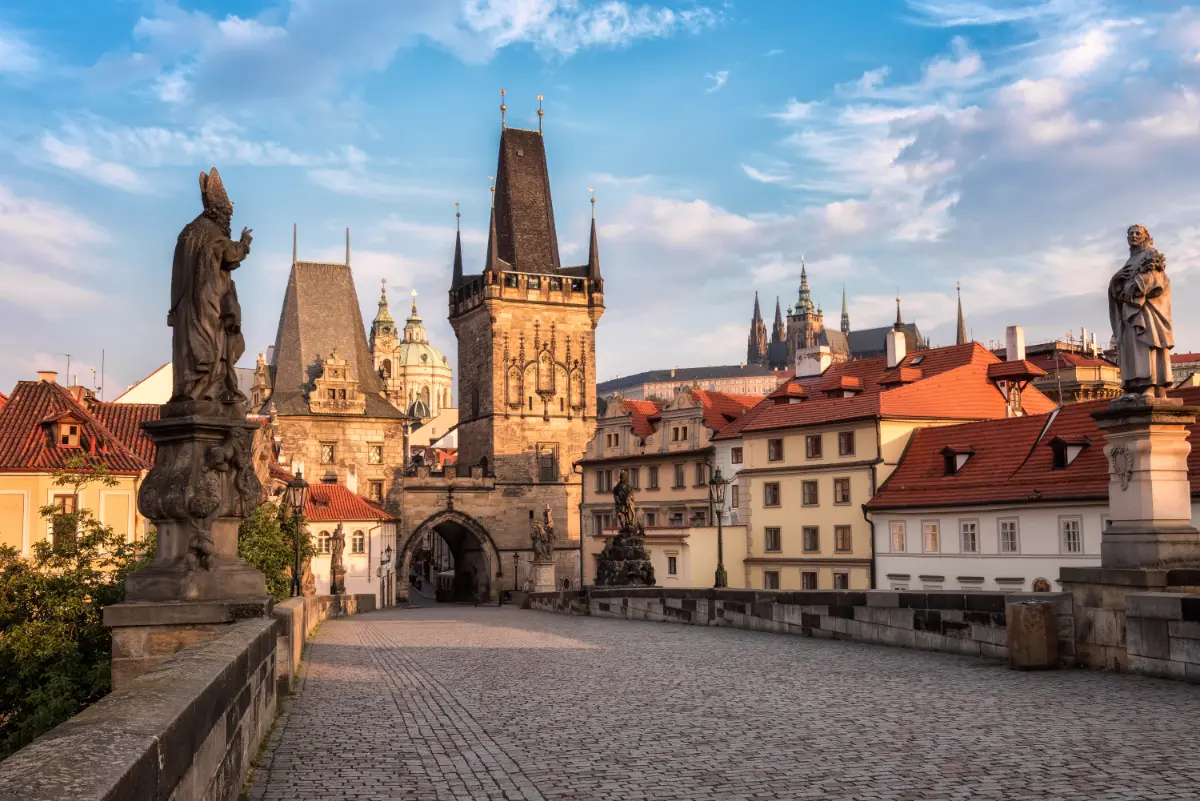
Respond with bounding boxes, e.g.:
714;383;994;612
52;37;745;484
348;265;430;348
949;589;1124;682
3;0;1200;396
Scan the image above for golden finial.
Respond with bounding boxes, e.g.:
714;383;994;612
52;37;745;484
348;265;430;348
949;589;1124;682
589;187;595;219
537;94;544;133
500;88;507;128
489;176;495;209
455;201;460;231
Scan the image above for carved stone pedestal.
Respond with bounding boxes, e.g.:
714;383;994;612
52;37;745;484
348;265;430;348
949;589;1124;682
594;525;656;588
1093;398;1200;568
105;412;269;688
533;561;556;593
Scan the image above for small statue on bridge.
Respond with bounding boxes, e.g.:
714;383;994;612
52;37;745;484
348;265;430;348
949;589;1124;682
530;505;556;563
1109;224;1175;401
329;523;346;595
613;469;638;532
595;469;655;587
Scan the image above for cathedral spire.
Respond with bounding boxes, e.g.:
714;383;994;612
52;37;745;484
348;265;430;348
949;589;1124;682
772;296;785;344
747;291;768;366
753;291;763;322
796;256;814;315
451;202;464;289
955;281;968;345
840;284;851;335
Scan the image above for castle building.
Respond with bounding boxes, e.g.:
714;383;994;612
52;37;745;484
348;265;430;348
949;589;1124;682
369;284;453;422
750;262;927;371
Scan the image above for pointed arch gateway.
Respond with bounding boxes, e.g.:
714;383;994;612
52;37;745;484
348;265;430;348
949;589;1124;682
399;509;500;603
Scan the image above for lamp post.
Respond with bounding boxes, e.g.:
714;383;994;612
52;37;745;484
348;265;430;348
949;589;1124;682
513;551;520;597
708;465;729;589
286;470;309;597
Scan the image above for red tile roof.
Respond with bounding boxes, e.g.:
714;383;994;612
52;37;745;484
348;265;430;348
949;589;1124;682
304;483;395;523
690;390;763;432
1173;352;1200;364
1034;351;1115;369
90;401;159;464
621;399;661;438
0;381;151;474
0;392;7;413
817;375;864;393
715;343;1058;440
987;360;1048;382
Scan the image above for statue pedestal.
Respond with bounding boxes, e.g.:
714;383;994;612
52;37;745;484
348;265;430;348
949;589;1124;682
533;561;556;593
1092;399;1200;568
594;526;656;588
105;413;269;688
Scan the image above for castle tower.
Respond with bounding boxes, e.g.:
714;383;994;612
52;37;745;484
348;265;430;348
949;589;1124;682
786;258;826;365
372;284;452;420
747;292;768;367
448;124;604;484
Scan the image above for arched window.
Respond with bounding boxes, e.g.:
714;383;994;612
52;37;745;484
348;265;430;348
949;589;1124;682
537;351;553;393
420;386;431;406
443;388;451;408
380;359;391;379
352;530;365;554
317;531;331;554
508;366;521;408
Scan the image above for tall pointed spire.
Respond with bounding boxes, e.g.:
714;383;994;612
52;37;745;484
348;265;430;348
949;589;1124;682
955;281;968;345
796;256;814;315
753;291;763;322
345;227;350;267
485;202;501;273
451;202;464;290
292;223;297;265
771;296;786;344
894;293;904;331
840;284;851;335
586;189;601;280
747;292;769;367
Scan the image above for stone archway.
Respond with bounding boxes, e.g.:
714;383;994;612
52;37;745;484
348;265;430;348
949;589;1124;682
400;509;499;602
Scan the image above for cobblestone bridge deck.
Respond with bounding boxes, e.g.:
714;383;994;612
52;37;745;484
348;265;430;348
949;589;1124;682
251;605;1200;801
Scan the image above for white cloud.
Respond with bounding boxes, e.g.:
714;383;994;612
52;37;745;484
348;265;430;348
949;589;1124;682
604;196;768;253
763;48;784;57
590;172;652;185
216;16;287;44
922;36;983;86
817;199;869;234
1048;22;1119;78
0;185;109;318
853;66;890;94
741;164;786;184
0;28;38;74
1139;88;1200;138
996;77;1070;113
705;69;728;93
308;167;458;201
39;134;148;193
905;0;1063;28
770;98;815;121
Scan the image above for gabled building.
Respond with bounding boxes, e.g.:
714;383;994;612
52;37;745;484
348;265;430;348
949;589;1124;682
0;371;158;554
715;336;1057;592
258;240;408;503
303;482;398;606
580;388;761;585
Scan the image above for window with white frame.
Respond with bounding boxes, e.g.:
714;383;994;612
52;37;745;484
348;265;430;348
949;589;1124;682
923;521;940;553
999;518;1020;553
317;530;331;554
1061;517;1083;553
352;530;365;554
890;521;906;552
960;520;979;553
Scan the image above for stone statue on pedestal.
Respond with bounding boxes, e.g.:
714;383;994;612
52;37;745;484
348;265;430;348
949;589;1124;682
595;469;655;587
530;505;556;563
1109;224;1174;401
329;524;346;595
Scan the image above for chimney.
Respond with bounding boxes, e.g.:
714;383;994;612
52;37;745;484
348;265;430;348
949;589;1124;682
796;346;832;377
346;463;358;495
37;370;57;384
1005;325;1026;362
886;330;906;369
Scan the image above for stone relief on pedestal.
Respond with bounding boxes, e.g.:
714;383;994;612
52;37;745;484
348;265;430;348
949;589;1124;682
1108;224;1174;402
1109;444;1134;491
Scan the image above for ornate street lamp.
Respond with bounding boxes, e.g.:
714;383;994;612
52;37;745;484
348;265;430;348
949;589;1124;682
286;470;309;597
708;465;729;589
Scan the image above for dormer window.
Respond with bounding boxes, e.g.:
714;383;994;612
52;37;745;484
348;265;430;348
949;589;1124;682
1049;437;1090;469
58;423;80;448
941;445;974;476
911;355;925;365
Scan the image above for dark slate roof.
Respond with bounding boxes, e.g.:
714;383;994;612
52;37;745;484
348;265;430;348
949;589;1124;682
598;364;778;394
766;340;789;370
821;328;850;355
493;127;561;274
0;381;151;473
267;261;403;419
845;323;924;358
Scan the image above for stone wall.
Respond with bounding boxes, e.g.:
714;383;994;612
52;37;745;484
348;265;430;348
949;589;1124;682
0;594;375;801
530;587;1076;664
1125;592;1200;682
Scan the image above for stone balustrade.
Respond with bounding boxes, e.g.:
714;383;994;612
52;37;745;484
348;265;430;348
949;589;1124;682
530;587;1077;664
0;593;376;801
1125;591;1200;681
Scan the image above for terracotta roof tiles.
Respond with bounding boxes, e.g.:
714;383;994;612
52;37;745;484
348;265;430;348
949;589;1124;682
90;401;159;464
305;483;395;523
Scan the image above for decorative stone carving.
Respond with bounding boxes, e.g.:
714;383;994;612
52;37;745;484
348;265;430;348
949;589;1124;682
595;469;655;587
1109;225;1174;401
531;505;556;563
329;524;346;595
1109;444;1133;491
125;167;266;603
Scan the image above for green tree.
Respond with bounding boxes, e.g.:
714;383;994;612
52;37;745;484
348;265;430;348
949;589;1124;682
237;501;314;602
0;457;148;758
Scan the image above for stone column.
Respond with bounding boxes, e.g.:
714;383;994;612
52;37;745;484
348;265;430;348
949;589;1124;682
105;411;270;688
1093;398;1200;568
533;559;556;593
